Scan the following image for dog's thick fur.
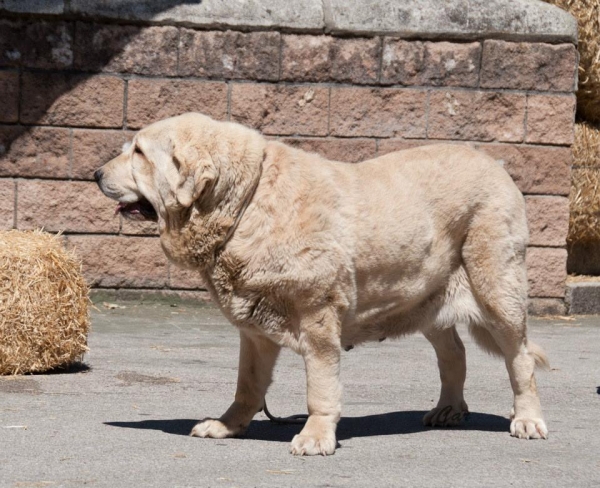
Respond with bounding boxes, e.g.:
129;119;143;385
96;112;549;455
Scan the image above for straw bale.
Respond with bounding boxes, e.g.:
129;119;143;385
568;123;600;244
0;230;90;375
543;0;600;123
569;166;600;244
573;121;600;167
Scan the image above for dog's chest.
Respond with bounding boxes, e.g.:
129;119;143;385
203;252;292;338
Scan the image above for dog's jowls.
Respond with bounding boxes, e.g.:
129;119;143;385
95;112;549;456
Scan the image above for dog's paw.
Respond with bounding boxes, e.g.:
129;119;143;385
290;433;337;456
423;402;469;427
510;417;548;439
190;419;241;439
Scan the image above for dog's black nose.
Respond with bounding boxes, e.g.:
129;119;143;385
93;169;103;183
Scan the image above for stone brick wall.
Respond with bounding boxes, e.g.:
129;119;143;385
0;4;577;314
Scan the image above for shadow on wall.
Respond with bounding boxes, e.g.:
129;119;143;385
0;0;200;158
67;0;203;16
1;0;202;14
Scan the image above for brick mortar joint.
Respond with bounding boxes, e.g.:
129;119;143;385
122;79;129;130
11;67;577;96
375;36;384;84
476;40;484;89
524;93;529;142
68;128;73;179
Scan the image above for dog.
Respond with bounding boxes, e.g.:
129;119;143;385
95;112;549;455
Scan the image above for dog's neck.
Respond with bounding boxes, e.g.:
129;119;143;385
214;159;263;256
161;151;264;270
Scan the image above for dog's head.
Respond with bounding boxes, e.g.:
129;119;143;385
94;113;264;230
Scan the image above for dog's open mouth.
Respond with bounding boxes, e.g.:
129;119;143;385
115;198;158;222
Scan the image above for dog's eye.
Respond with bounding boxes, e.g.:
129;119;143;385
134;146;143;155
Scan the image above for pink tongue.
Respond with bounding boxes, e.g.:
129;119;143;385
115;202;141;215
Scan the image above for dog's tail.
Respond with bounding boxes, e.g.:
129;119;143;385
468;325;550;371
528;341;550;371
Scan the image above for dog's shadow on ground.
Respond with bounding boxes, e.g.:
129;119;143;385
105;410;509;442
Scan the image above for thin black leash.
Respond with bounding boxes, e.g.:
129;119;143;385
261;341;370;424
262;399;308;425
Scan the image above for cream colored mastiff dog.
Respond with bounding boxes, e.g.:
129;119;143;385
95;112;549;455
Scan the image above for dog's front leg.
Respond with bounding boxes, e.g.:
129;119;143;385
290;309;342;456
191;330;280;438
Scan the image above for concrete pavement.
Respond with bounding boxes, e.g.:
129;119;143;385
1;300;599;487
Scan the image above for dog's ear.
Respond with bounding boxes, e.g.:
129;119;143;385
173;145;217;208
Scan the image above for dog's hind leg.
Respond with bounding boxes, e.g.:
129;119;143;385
423;326;469;426
463;205;548;439
191;330;280;439
500;332;548;439
470;315;549;439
